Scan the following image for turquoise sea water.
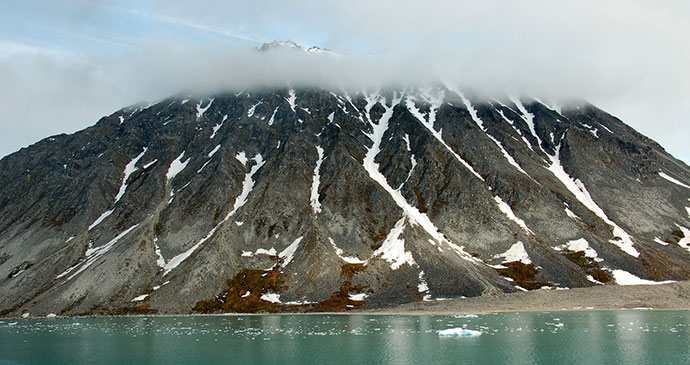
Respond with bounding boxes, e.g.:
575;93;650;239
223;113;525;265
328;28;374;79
1;311;689;364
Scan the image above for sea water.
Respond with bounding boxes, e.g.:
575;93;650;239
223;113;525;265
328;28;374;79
1;311;689;364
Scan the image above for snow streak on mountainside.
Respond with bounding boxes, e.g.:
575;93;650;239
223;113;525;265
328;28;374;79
0;84;689;317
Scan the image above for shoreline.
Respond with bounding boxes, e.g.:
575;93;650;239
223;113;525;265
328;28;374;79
5;280;690;320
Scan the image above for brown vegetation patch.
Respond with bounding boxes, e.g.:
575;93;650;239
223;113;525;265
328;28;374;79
193;263;369;313
562;251;611;283
495;262;551;290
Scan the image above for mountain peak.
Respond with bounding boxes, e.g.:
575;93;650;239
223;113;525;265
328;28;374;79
257;40;337;56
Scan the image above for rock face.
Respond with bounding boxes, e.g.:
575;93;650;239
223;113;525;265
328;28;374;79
0;85;689;316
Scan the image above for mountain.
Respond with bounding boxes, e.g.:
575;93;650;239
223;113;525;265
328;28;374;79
1;84;689;317
257;40;338;56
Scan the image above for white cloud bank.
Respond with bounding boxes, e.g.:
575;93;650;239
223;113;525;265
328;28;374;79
0;0;688;162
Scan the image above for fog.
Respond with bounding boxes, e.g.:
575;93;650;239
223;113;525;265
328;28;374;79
1;0;688;162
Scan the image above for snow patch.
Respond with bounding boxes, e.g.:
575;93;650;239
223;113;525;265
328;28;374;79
548;143;639;257
142;159;157;169
310;146;325;214
131;294;149;302
268;107;278;126
612;270;675;286
113;148;148;203
286;89;296;111
227;154;265;217
454;89;528;176
208;145;221;157
247;101;262;117
348;293;368;301
58;224;139;281
260;293;281;303
510;97;543;152
88;148;147;230
675;225;690;251
658;172;690;189
554;238;602;262
279;237;302;267
235;151;248;166
166;152;190;181
153;238;166;269
362;92;478;264
196;98;214;119
564;207;579;220
256;248;277;256
493;196;533;234
406;93;484;181
495;242;532;265
88;209;113;231
653;237;669;246
373;217;416;270
329;238;366;264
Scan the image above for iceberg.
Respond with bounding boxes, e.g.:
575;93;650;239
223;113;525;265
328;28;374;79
438;328;482;337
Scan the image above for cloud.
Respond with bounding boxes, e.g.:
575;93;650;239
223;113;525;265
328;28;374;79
0;0;688;163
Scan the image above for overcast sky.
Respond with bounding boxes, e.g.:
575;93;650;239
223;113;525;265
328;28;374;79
1;0;688;163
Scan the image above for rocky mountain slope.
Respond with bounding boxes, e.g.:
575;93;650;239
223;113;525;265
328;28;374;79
1;84;689;316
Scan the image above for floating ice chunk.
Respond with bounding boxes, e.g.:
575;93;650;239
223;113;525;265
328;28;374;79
658;172;690;189
453;314;479;318
438;328;481;337
131;294;149;302
612;270;675;285
348;293;368;301
260;293;281;303
279;237;302;267
495;242;532;264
